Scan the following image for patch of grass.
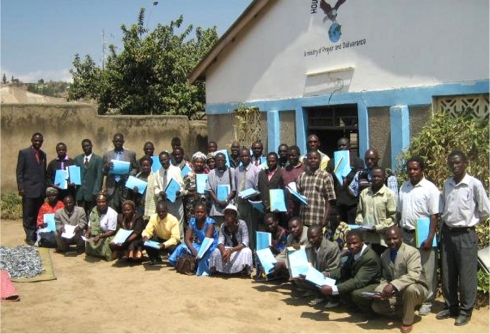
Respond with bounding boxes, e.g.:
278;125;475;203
1;193;23;220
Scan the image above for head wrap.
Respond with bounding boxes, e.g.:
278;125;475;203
192;151;207;162
46;187;59;196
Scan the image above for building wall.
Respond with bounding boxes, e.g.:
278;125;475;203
1;104;205;193
202;1;489;168
206;0;489;104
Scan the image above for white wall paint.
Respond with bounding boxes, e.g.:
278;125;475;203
206;0;489;104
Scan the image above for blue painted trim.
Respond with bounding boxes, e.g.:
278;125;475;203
205;80;489;158
267;110;280;153
357;103;369;156
390;105;410;170
205;80;489;114
295;107;307;155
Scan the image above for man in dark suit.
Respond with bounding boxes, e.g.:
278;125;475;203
74;139;103;216
258;152;286;227
102;133;138;212
46;142;76;201
320;228;381;315
16;132;47;245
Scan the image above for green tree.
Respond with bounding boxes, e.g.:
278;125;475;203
2;73;7;84
68;8;217;118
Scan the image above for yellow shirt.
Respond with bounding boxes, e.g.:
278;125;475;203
142;213;180;249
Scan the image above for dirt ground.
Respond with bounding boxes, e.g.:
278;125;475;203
1;219;488;333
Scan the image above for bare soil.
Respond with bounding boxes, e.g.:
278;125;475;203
1;219;488;333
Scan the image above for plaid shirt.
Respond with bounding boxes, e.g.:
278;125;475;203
297;169;336;226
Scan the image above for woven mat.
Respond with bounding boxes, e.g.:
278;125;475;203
11;247;56;283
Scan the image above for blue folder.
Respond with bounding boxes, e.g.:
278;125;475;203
181;164;192;178
415;217;437;248
112;229;133;244
125;175;148;194
256;247;277;274
333;150;351;184
43;213;56;232
54;170;68;189
270;189;287;212
151;156;162;173
216;184;230;201
196;237;214;260
68;165;81;185
256;231;272;251
109;160;130;175
165;178;181;203
196;174;209;194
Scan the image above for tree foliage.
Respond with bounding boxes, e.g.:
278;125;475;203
68;8;218;118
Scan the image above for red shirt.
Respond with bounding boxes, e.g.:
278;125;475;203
36;201;64;228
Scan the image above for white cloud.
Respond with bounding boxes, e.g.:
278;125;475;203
0;67;73;83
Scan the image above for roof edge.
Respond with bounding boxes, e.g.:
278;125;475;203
187;0;273;83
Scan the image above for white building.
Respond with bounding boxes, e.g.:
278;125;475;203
189;0;489;168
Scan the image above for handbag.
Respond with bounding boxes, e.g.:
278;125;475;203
175;253;197;275
38;231;57;248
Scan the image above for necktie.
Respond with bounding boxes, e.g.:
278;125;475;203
255;158;259;166
84;157;89;167
163;170;167;189
34;150;40;164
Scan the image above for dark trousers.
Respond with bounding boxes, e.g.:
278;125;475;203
144;236;176;261
22;196;44;242
441;224;478;316
337;204;357;225
77;199;95;218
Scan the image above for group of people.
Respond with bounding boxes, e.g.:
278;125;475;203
16;132;489;332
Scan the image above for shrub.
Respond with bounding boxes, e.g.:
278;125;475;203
1;193;23;220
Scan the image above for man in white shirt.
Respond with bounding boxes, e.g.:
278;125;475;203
436;151;490;326
398;156;440;316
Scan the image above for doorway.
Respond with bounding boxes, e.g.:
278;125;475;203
306;104;359;159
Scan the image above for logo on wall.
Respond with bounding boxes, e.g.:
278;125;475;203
319;0;347;43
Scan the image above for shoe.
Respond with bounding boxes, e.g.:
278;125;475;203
308;298;325;306
418;304;431;316
302;290;316;298
25;239;35;246
400;324;413;333
454;314;471;326
436;309;458;320
324;300;340;309
150;257;163;265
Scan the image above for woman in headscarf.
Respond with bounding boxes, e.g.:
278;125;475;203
182;151;209;227
109;200;146;261
209;204;253;276
85;193;118;261
168;202;218;276
128;155;157;220
205;153;216;173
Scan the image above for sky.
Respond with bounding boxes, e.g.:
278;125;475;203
0;0;252;83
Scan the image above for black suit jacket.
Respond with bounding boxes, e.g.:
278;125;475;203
257;166;283;210
16;147;47;198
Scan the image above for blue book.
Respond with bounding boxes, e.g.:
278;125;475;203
181;164;192;178
238;188;260;200
144;240;161;249
112;229;133;244
43;213;56;232
109;159;130;175
125;175;148;194
249;200;265;213
151;156;162;173
256;231;272;251
196;237;214;260
333;150;351;184
286;182;308;206
305;266;336;287
165;178;181;203
415;217;437;248
54;169;68;189
68;165;81;185
196;174;209;194
216;184;230;201
270;189;287;212
256;247;277;274
286;246;310;278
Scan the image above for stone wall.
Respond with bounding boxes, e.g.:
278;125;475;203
1;103;206;193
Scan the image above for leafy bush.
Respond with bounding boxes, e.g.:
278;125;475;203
397;111;489;306
1;193;23;220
